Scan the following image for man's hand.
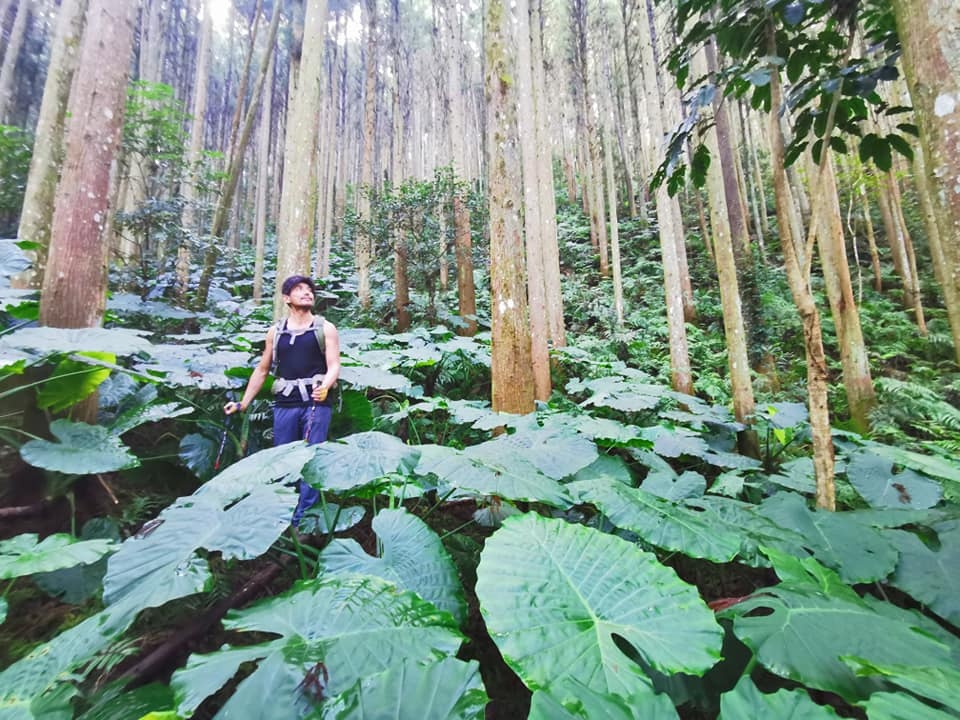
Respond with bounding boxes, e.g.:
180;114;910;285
224;401;244;415
312;386;328;402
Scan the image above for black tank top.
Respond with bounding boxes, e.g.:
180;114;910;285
275;320;329;406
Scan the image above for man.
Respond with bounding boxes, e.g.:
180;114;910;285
224;274;341;526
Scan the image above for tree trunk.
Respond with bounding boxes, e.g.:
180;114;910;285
0;0;31;124
640;0;692;394
530;0;565;348
767;38;835;510
695;47;757;456
177;0;213;301
198;0;282;309
485;0;535;415
252;47;274;304
809;154;876;434
273;0;326;315
355;0;377;310
39;0;137;330
14;0;87;291
515;0;550;401
859;182;883;292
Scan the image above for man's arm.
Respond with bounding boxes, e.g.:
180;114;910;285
225;326;275;414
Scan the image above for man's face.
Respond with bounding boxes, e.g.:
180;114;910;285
284;282;314;308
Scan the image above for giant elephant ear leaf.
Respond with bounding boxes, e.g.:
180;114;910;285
303;431;421;492
36;351;115;412
718;676;839;718
0;533;114;579
318;508;466;623
104;443;316;608
171;575;463;719
415;443;572;507
0;326;154;355
722;548;954;702
842;656;960;711
569;477;742;563
314;657;487;720
859;692;957;720
475;514;723;703
886;520;960;626
528;677;677;719
758;492;899;584
21;419;140;474
844;449;942;509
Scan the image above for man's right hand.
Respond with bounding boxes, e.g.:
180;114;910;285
224;401;243;415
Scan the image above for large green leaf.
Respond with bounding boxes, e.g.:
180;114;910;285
860;692;957;720
845;449;942;509
178;432;217;479
571;376;669;412
104;443;315;608
528;676;677;719
171;575;463;719
299;504;366;535
573;416;646;447
340;364;423;396
843;656;960;711
314;658;487;720
415;443;572;507
36;352;115;412
134;346;251;389
475;514;723;702
724;549;954;702
0;326;153;356
303;431;421;492
718;676;838;718
569;478;743;563
0;594;147;717
485;421;598;479
20;420;140;475
570;453;634;486
109;401;193;436
318;508;466;623
33;519;119;604
758;492;899;583
886;521;960;626
0;533;115;579
868;442;960;484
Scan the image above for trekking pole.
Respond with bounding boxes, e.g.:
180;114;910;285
304;402;316;442
214;418;230;470
215;393;237;470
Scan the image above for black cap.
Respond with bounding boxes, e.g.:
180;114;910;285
281;275;316;296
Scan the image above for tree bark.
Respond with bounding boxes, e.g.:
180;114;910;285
40;0;137;330
177;0;213;300
640;0;692;394
0;0;31;123
515;0;550;401
809;154;876;434
485;0;535;415
252;47;274;304
14;0;87;291
694;46;757;456
767;36;835;510
354;0;377;310
273;0;326;316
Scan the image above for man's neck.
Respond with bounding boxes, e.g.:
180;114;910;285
286;307;315;329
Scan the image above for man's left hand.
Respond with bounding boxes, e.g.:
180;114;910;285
313;386;328;402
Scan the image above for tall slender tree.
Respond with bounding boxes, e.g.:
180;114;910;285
15;0;87;290
40;0;138;329
485;0;535;415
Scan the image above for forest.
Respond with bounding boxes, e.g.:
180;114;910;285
1;0;959;717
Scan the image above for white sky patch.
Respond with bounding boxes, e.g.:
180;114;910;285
206;0;231;33
934;93;957;118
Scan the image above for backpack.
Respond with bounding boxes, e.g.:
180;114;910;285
270;316;339;409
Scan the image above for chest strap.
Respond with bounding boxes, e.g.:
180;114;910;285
273;374;325;402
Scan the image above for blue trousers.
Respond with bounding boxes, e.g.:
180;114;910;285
274;403;331;527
